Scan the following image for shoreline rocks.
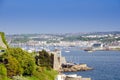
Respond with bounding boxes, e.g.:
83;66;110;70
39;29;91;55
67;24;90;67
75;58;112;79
60;64;93;72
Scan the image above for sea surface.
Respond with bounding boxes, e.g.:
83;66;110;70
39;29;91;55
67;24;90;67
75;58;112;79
62;49;120;80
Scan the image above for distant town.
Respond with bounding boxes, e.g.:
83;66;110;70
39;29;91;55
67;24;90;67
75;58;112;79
6;31;120;52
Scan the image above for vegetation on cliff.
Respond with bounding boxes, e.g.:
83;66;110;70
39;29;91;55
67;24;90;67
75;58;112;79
35;50;54;69
0;64;7;80
0;32;57;80
0;48;57;80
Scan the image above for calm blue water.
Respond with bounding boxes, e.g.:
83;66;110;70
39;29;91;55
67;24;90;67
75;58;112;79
62;49;120;80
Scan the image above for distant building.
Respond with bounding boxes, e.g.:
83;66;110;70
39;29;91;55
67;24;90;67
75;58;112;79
92;43;103;48
91;43;104;51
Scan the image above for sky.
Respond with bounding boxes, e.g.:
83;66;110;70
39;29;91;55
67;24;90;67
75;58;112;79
0;0;120;34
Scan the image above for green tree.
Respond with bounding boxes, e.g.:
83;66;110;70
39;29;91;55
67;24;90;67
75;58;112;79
4;55;22;77
0;64;7;80
3;48;36;77
35;50;53;69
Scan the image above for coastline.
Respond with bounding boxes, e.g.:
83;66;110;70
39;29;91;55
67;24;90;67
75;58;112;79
84;47;120;52
60;64;93;72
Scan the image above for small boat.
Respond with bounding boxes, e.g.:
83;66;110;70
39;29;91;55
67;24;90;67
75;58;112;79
65;50;70;53
87;50;93;53
84;48;94;53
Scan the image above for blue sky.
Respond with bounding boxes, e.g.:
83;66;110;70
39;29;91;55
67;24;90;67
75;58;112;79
0;0;120;34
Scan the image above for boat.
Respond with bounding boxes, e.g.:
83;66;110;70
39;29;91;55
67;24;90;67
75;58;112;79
87;50;94;53
65;50;70;53
84;47;94;53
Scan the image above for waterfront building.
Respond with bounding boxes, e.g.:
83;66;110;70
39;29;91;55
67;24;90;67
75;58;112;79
92;43;103;48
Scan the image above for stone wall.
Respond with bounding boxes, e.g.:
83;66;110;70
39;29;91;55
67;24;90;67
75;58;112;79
61;57;66;64
49;49;67;70
53;53;61;70
50;50;62;70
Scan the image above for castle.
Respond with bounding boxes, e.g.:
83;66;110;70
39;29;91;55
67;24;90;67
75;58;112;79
48;49;66;70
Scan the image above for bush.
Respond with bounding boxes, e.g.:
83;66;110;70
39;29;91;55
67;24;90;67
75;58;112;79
0;64;7;80
5;55;22;77
33;67;58;80
35;50;53;69
4;48;36;76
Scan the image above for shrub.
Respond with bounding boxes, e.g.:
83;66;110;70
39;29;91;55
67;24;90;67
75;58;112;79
5;55;22;77
35;50;53;69
4;48;36;76
0;64;7;80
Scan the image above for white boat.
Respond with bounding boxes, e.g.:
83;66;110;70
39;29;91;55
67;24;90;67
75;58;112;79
65;50;70;53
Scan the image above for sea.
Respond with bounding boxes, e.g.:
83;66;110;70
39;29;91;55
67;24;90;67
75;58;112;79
62;48;120;80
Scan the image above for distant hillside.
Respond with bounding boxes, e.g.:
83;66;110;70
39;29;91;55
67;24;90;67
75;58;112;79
0;32;8;49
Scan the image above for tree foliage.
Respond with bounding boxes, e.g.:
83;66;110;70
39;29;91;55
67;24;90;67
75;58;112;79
0;64;7;80
4;55;22;77
2;48;36;77
35;50;54;69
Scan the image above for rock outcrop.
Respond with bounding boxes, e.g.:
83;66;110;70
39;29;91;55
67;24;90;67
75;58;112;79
61;64;93;72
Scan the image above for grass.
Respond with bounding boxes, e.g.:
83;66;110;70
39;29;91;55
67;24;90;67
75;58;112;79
31;68;58;80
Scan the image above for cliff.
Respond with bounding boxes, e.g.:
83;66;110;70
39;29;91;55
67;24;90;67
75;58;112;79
0;32;8;49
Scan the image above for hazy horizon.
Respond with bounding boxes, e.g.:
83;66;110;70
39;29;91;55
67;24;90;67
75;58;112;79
0;0;120;34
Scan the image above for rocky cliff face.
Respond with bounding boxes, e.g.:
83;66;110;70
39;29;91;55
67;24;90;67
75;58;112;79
0;33;7;49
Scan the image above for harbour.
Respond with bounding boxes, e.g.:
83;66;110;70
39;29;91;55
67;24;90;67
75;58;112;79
62;49;120;80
